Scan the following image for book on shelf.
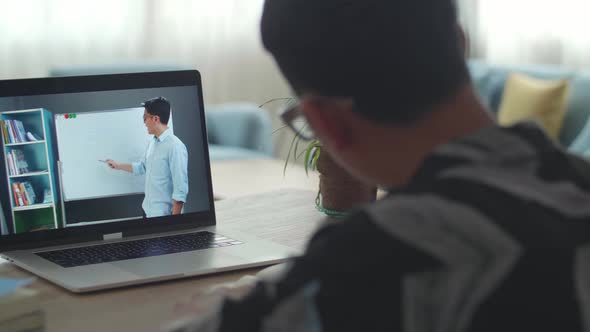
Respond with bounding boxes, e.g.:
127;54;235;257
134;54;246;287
6;149;29;176
8;151;16;175
6;153;16;176
5;120;15;143
11;181;37;207
19;183;30;206
0;120;9;143
42;188;52;204
23;182;37;205
13;149;29;174
1;119;30;143
8;120;18;142
12;183;24;207
11;120;25;143
14;120;26;143
9;120;19;143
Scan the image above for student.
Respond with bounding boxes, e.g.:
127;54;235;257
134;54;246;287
173;0;590;330
107;97;188;218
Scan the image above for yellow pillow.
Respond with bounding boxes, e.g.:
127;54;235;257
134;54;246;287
498;74;570;140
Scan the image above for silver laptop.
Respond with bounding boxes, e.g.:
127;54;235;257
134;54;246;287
0;70;295;292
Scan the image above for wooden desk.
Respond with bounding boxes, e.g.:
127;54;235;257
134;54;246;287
211;158;319;199
0;189;326;332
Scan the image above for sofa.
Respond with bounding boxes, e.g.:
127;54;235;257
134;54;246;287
50;64;274;160
468;60;590;151
204;103;273;160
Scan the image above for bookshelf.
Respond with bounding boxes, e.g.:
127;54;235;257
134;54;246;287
0;108;59;234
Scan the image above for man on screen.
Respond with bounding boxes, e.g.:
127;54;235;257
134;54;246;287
106;97;188;218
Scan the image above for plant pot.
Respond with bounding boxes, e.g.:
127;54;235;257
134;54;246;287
316;150;377;213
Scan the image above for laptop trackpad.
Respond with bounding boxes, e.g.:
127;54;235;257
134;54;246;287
110;250;244;278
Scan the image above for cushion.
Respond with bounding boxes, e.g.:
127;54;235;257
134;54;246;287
569;118;590;154
498;74;570;140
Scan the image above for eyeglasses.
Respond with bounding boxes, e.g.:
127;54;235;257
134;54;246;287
143;114;155;122
280;96;353;141
280;99;315;141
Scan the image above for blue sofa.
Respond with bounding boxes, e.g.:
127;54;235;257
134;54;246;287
205;103;273;160
468;60;590;152
50;64;273;160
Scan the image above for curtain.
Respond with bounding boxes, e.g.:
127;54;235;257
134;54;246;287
150;0;290;104
0;0;291;105
0;1;146;78
458;0;590;68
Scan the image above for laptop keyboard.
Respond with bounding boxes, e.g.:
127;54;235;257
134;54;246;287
36;231;242;268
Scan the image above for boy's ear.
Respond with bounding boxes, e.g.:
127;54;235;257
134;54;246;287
300;99;355;152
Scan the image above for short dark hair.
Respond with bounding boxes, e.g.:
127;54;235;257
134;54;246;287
261;0;470;124
142;97;171;125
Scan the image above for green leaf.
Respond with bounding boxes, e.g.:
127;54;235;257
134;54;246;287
259;97;294;109
272;125;288;135
303;140;322;174
311;147;321;171
293;134;301;161
292;123;311;161
283;131;299;176
303;144;313;175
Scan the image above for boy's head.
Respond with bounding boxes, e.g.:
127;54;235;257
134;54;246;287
261;0;469;124
261;0;485;188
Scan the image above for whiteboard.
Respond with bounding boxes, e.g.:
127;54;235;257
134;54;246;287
55;108;174;201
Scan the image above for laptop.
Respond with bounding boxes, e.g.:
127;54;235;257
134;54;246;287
0;70;296;292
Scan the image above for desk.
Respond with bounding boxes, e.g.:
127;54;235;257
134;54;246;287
0;160;325;332
211;158;319;199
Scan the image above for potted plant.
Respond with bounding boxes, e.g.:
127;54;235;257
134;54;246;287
262;98;377;218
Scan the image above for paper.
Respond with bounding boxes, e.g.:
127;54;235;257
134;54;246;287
0;278;35;297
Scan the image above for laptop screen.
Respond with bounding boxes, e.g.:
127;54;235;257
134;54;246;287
0;71;215;246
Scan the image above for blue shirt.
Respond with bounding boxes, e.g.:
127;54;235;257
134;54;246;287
132;128;188;218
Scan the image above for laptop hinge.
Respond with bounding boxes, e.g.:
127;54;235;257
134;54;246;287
103;232;123;241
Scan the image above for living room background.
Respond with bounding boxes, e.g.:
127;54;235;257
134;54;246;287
0;0;291;106
1;0;589;161
458;0;590;68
